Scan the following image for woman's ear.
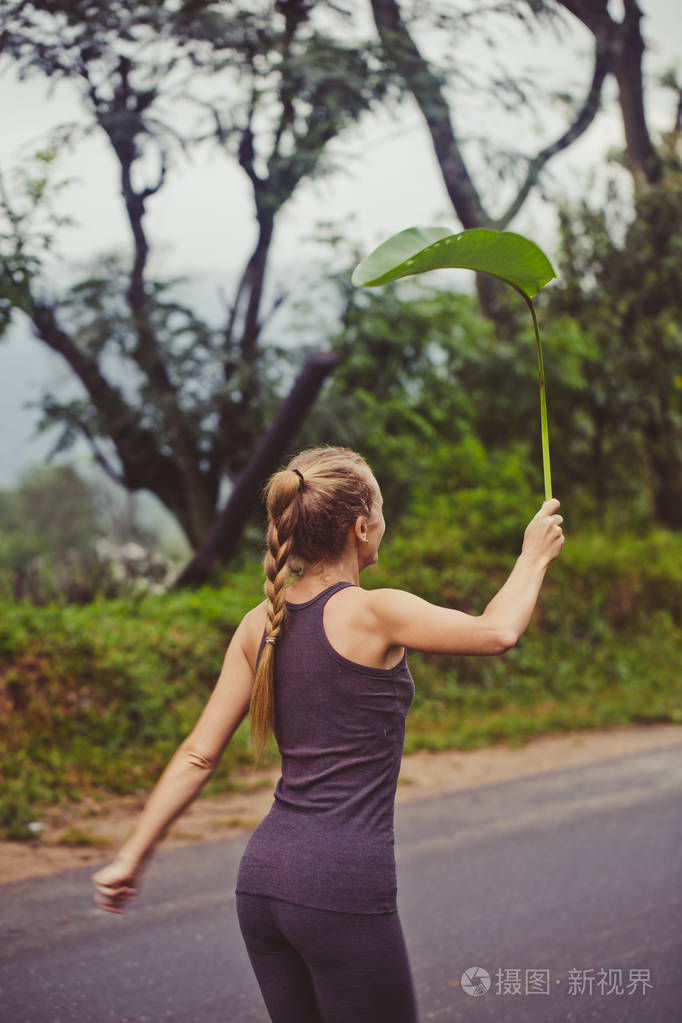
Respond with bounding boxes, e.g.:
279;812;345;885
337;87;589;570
353;515;369;544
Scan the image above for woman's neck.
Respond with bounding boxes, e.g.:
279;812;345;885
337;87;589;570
287;553;360;598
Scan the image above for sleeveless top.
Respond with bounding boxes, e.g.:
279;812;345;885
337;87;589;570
234;581;415;914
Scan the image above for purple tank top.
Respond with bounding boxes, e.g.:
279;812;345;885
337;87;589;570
235;581;415;914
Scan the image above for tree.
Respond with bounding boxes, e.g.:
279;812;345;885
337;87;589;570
0;0;390;548
2;0;674;565
0;463;100;600
367;0;665;316
554;0;662;184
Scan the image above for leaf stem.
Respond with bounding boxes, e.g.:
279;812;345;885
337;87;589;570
514;287;552;500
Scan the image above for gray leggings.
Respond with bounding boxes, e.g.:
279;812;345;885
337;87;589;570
235;892;419;1023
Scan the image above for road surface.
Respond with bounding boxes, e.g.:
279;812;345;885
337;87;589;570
1;745;680;1021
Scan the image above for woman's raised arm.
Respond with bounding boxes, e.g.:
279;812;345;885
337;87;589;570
371;499;564;657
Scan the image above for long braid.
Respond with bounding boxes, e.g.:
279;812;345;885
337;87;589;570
249;473;300;762
263;521;294;643
249;448;375;764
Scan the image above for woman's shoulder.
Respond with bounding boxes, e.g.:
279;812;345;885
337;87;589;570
329;585;414;632
355;587;437;634
324;586;407;670
357;586;414;614
329;585;413;611
246;599;269;633
237;599;269;672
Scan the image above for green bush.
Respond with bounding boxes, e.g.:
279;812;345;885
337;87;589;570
0;569;266;838
1;516;680;839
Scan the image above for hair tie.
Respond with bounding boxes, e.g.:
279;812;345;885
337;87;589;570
293;468;304;492
264;636;277;645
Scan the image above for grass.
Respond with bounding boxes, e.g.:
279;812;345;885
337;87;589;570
57;827;111;848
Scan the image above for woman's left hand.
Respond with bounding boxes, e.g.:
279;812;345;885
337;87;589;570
92;857;141;914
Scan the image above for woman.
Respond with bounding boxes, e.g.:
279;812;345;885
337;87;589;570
92;445;564;1023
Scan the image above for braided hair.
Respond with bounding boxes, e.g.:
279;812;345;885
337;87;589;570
249;446;375;761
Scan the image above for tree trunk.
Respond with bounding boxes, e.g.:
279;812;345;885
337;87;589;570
369;0;609;323
556;0;662;183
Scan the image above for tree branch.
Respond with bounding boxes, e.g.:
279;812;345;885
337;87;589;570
30;301;159;473
175;349;340;587
85;57;217;540
555;0;662;182
369;0;488;228
494;41;609;228
29;299;218;544
553;0;610;37
51;402;128;486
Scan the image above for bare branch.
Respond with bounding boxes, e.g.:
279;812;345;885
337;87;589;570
494;41;609;228
555;0;662;182
52;405;128;486
140;153;167;201
28;301;160;477
261;289;288;333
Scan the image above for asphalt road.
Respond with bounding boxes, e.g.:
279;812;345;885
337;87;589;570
1;744;680;1022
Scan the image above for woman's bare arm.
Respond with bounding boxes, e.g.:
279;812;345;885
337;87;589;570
92;611;256;912
370;499;564;656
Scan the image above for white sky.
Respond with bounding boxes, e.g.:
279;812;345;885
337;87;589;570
0;0;680;517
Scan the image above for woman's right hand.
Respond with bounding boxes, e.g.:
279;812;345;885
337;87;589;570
522;498;565;567
92;856;142;914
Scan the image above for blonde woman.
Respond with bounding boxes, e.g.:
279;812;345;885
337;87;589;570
92;445;564;1023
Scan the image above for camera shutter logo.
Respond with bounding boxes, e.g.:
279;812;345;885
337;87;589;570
461;966;491;996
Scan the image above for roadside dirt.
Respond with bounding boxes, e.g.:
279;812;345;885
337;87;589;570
2;722;681;886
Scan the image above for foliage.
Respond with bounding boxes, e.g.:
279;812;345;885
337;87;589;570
0;147;75;332
548;148;682;528
1;507;680;839
2;0;671;564
0;463;173;603
298;282;496;518
0;0;393;549
0;569;265;839
352;225;556;497
302;159;682;533
0;465;101;599
296;285;521;520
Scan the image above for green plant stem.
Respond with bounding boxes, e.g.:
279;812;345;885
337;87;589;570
515;287;552;500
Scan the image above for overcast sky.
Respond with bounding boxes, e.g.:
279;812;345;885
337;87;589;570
1;0;680;531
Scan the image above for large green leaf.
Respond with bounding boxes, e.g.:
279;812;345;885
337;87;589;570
352;225;557;499
352;226;556;299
